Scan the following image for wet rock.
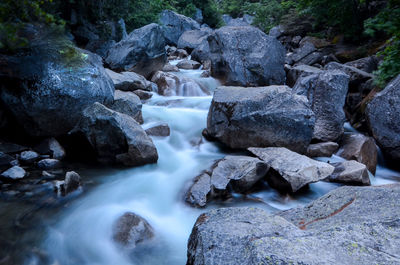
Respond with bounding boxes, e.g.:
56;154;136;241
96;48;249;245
286;64;323;87
113;212;154;248
294;70;349;142
249;147;334;192
37;159;62;170
206;26;286;86
160;10;200;46
133;90;153;101
177;29;210;52
328;160;370;185
145;123;170;137
0;152;14;170
307;142;339;157
337;133;378;174
0;166;26;180
185;173;211;207
71;103;158;166
34;138;66;160
206;86;315;153
19;151;40;164
105;23;166;78
162;64;179;72
109;90;143;124
105;69;154;92
176;60;201;70
366;74;400;162
64;171;81;194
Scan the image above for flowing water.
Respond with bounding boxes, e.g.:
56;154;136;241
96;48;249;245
13;62;400;265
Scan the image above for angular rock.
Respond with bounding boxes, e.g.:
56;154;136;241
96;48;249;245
176;60;201;70
185;173;211;208
325;62;374;90
19;151;40;164
337;133;378;174
206;26;286;86
64;171;81;195
145;123;170;137
109;90;143;124
344;56;378;73
159;10;200;46
286;42;316;65
177;29;210;52
0;166;26;180
162;64;179;72
294;70;349;142
133;90;153;100
113;212;154;248
206;86;315;153
286;64;323;87
34;138;66;160
366;74;400;162
37;159;62;170
105;69;153;92
307;142;339;157
249;147;335;192
71;103;158;166
328;160;370;185
105;23;166;78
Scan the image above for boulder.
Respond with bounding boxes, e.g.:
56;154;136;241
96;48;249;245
64;171;81;195
37;159;62;170
337;133;378;174
169;48;189;59
307;142;339;157
185;173;212;208
206;86;315;153
133;90;153;101
34;138;66;160
293;70;349;142
286;64;323;87
19;151;40;164
145;123;170;137
0;166;26;180
325;62;374;90
206;26;286;86
344;56;378;73
366;74;400;162
105;69;154;92
0;30;114;137
249;147;335;192
177;30;210;52
176;60;201;70
286;42;316;65
113;212;154;248
162;64;179;72
328;160;370;185
159;10;200;46
105;23;166;78
108;90;143;124
71;103;158;166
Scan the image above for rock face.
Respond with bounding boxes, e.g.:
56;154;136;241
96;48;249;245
71;103;158;166
294;70;349;142
328;160;370;185
105;69;154;91
0;31;114;137
0;166;26;180
113;212;154;248
108;90;143;124
249;147;334;192
188;184;400;265
337;133;378;174
105;23;166;78
159;10;200;46
206;26;286;86
206;86;315;153
366;74;400;162
177;29;210;52
307;142;339;157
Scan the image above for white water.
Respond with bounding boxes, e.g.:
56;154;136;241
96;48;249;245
40;67;400;265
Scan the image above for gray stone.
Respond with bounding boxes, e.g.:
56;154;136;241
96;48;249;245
307;142;339;157
64;171;81;194
109;90;143;124
176;60;201;70
34;138;66;160
19;151;40;164
344;56;378;73
71;103;158;166
206;86;315;153
133;90;153;100
185;173;211;208
113;212;154;248
337;133;378;174
249;147;334;192
37;159;62;170
286;64;323;87
105;69;153;92
145;123;170;137
325;62;374;88
328;160;370;185
286;42;316;65
177;30;210;52
0;166;26;180
294;70;349;142
366;74;400;162
162;64;180;72
105;23;166;78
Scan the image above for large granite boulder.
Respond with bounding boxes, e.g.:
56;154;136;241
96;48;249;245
205;26;286;86
71;103;158;166
293;70;349;142
159;10;200;46
206;86;315;153
249;147;334;192
366;74;400;162
188;184;400;265
177;29;211;52
0;28;114;137
105;23;166;78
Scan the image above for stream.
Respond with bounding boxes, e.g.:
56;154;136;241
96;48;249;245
12;61;400;265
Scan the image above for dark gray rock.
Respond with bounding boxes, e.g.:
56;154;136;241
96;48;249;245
337;133;378;174
162;64;180;72
19;151;40;164
113;212;154;248
294;70;349;142
366;74;400;162
249;147;334;192
34;138;66;160
307;142;339;157
145;123;170;137
71;103;158;166
344;56;378;74
105;69;154;91
133;90;153;100
206;86;315;153
37;159;62;170
206;26;286;86
286;42;316;65
0;143;28;154
328;160;370;185
286;64;323;87
176;60;201;70
0;152;15;170
109;90;143;124
191;40;210;63
185;173;211;208
159;10;200;46
325;62;374;89
105;23;166;78
0;166;26;180
177;30;210;52
64;171;81;194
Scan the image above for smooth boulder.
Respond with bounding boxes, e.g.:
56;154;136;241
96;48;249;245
206;86;315;153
